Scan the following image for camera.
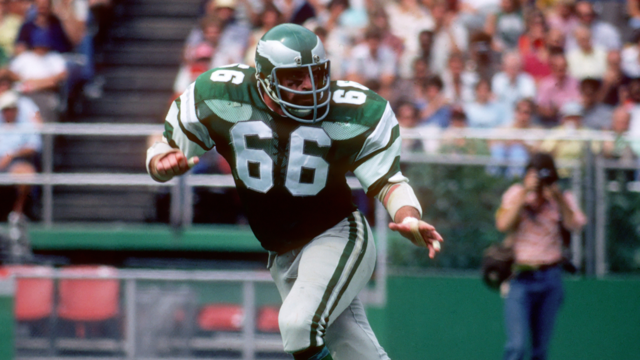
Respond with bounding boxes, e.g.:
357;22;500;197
537;168;555;186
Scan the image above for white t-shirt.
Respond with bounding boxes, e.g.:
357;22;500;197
567;46;607;80
621;46;640;78
346;43;397;81
10;51;67;80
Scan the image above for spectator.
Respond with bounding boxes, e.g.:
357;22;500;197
517;10;548;57
547;0;578;36
621;33;640;78
442;52;478;104
492;51;536;121
416;29;434;66
496;152;585;360
464;78;507;128
416;75;451;127
396;100;425;153
0;72;41;123
196;16;242;69
429;0;468;75
8;32;67;123
457;0;500;31
273;0;316;25
346;27;397;99
173;43;214;98
600;50;630;106
243;4;282;67
392;57;430;105
540;102;586;162
14;0;78;55
489;98;537;178
485;0;525;52
536;52;580;126
304;0;352;79
579;78;612;130
185;0;251;60
630;0;640;31
566;1;621;52
602;107;636;161
439;106;490;155
386;0;434;79
468;31;498;79
522;28;565;83
566;26;606;80
369;7;404;58
0;0;24;60
0;91;41;219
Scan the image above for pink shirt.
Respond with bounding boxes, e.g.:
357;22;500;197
499;184;586;266
535;75;580;110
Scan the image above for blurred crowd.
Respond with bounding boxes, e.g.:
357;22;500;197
3;0;640;222
0;0;113;221
170;0;640;174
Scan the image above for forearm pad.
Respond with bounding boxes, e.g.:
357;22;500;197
146;139;176;182
376;181;423;221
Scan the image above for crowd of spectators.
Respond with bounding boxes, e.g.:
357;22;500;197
0;0;113;123
0;0;113;221
170;0;640;180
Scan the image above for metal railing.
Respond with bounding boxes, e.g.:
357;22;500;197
12;269;281;360
2;124;638;279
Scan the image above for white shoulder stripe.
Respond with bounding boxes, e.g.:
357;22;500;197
354;136;402;193
179;82;214;150
355;102;397;162
166;100;207;159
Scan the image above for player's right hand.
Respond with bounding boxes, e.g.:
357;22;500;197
153;151;199;180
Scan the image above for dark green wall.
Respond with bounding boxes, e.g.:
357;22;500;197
0;294;14;360
367;275;640;360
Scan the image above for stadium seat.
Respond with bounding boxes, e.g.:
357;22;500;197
56;266;119;322
5;265;54;321
197;304;243;332
257;306;280;333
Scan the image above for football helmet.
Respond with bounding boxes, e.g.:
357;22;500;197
255;24;331;123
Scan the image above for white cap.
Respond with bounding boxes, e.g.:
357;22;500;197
214;0;236;8
0;91;19;110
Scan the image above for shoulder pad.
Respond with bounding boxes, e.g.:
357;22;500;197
193;64;258;104
322;81;389;140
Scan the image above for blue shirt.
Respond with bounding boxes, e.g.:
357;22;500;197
15;15;73;53
464;101;508;128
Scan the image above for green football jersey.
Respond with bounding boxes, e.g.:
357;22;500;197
163;64;402;253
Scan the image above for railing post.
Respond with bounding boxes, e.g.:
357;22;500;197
170;177;184;230
242;280;256;360
595;156;607;277
125;279;137;359
584;143;596;276
183;175;193;227
42;134;54;227
571;165;583;270
373;200;388;306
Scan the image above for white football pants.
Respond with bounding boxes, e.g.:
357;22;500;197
269;211;391;360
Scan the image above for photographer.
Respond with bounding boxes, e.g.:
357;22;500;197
495;152;586;360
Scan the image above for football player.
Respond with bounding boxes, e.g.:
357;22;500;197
147;23;443;360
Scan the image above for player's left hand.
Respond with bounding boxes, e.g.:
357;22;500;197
389;217;443;258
